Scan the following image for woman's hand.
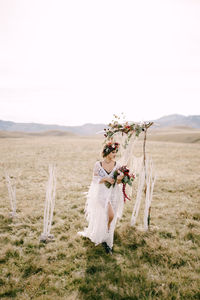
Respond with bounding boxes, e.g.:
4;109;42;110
117;171;124;184
105;177;115;185
99;177;115;185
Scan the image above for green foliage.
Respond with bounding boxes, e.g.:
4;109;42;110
159;231;175;239
104;114;153;149
13;238;24;246
0;288;23;298
22;264;43;278
184;232;200;245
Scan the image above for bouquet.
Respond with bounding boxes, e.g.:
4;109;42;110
104;166;135;202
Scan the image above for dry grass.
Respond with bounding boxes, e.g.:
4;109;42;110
147;127;200;144
0;134;200;299
0;130;76;139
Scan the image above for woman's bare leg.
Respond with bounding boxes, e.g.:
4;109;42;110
108;202;114;231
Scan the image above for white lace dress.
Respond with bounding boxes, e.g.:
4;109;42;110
78;160;124;249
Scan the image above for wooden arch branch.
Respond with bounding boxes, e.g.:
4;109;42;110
142;122;154;229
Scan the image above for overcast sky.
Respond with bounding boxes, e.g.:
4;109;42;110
0;0;200;125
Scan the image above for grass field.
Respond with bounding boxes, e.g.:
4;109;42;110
0;132;200;299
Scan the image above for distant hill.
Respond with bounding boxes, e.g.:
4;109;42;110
0;120;106;136
153;114;200;128
0;114;200;136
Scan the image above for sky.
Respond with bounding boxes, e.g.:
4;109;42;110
0;0;200;126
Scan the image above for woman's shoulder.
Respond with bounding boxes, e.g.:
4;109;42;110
115;160;121;168
94;160;101;166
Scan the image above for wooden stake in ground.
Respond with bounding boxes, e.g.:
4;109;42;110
131;122;155;229
143;157;156;230
40;164;56;243
5;171;17;218
142;123;156;230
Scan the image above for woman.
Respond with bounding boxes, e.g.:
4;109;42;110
78;142;124;254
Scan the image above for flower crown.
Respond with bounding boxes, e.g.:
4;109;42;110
102;142;120;157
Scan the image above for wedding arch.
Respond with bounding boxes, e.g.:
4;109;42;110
102;114;156;231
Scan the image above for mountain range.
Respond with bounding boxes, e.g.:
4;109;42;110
0;114;200;136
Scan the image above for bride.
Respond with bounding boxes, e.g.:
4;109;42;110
78;142;124;254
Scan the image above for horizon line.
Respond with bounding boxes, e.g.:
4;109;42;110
0;113;200;127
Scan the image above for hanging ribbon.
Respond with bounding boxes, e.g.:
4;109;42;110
122;183;131;202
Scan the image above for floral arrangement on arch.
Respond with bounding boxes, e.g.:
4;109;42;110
103;114;153;148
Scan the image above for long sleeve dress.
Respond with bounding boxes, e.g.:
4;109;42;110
78;160;124;249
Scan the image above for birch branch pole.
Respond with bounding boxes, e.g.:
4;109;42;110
143;158;156;230
5;171;17;218
40;164;56;243
131;122;156;230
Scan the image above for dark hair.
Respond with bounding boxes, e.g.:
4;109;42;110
102;142;119;157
